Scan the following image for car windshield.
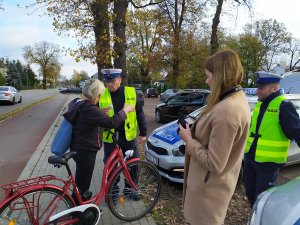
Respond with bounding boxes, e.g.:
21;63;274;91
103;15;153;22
0;87;9;91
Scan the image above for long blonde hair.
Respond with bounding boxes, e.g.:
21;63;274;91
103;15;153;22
201;49;244;117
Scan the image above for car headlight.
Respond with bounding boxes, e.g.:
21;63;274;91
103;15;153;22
172;145;185;157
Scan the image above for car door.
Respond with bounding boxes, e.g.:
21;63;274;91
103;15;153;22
12;87;21;102
163;93;190;121
286;99;300;164
188;93;206;112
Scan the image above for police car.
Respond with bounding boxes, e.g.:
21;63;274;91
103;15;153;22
145;89;300;183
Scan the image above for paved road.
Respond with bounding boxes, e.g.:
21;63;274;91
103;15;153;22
0;94;70;200
0;89;58;116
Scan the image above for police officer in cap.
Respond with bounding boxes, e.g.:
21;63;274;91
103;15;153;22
99;69;147;199
244;71;300;207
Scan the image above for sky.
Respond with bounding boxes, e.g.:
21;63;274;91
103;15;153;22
0;0;299;79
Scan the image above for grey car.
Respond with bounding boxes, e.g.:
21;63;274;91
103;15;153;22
0;86;22;105
248;176;300;225
145;92;300;183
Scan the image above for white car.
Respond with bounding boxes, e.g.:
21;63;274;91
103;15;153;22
0;86;22;105
145;91;300;183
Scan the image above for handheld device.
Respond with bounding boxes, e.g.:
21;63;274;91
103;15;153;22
177;118;187;134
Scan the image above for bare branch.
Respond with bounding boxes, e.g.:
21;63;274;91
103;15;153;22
129;0;162;9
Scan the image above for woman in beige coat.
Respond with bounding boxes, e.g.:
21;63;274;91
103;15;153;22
179;49;251;225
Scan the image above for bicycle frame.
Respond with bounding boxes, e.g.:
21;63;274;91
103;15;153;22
74;145;140;206
0;145;140;225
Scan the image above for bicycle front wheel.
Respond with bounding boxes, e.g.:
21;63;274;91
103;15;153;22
0;187;75;225
107;160;161;221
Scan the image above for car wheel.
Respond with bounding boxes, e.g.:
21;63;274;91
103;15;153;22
18;96;22;103
155;110;163;123
11;98;16;105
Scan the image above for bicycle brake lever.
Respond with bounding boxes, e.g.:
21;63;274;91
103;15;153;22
124;150;134;161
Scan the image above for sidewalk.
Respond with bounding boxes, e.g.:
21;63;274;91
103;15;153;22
18;95;156;225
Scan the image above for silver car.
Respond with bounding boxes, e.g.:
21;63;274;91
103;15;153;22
248;176;300;225
145;92;300;183
0;86;22;104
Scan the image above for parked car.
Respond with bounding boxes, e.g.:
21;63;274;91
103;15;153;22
0;86;22;105
145;93;300;183
155;89;210;123
145;88;158;98
135;87;145;107
160;89;181;102
248;176;300;225
59;87;82;94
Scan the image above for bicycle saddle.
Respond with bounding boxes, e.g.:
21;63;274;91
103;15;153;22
48;151;77;165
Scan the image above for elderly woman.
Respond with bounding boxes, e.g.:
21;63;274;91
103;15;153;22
179;49;251;225
63;79;134;199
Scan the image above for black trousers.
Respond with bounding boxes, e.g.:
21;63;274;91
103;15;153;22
103;137;139;193
73;149;97;195
243;155;280;208
103;137;139;164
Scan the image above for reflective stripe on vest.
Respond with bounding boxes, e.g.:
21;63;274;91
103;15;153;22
245;95;290;163
99;87;137;143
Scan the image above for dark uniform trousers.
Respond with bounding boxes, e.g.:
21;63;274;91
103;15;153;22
244;155;280;207
103;136;139;164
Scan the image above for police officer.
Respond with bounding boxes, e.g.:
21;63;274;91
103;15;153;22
244;71;300;207
99;68;147;162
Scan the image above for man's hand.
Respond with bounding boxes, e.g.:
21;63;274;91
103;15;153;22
138;136;147;144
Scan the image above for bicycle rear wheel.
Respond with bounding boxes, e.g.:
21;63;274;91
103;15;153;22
107;160;161;221
0;187;74;225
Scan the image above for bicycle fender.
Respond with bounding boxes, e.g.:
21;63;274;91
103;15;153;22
0;184;76;208
105;158;140;202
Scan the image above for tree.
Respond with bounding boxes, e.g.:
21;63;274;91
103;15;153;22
158;0;204;88
287;38;300;71
23;41;61;89
126;7;165;84
5;59;22;89
0;58;5;85
225;34;265;87
209;0;253;54
0;0;4;11
244;19;292;71
28;0;161;83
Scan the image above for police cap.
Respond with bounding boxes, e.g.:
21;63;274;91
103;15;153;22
101;68;122;81
256;71;282;86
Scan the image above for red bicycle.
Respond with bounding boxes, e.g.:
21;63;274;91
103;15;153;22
0;132;161;225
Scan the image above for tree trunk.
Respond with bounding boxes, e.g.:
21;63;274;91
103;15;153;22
113;0;129;85
210;0;223;55
172;30;180;88
92;0;112;81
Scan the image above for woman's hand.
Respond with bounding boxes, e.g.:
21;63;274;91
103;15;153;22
179;123;193;143
101;106;112;115
123;104;135;114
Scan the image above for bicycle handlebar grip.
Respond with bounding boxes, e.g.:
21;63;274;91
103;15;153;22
125;150;134;158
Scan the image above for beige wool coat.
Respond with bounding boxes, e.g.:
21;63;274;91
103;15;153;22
183;91;251;225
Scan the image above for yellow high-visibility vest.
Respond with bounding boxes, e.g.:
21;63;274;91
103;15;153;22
245;95;290;163
99;87;137;143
